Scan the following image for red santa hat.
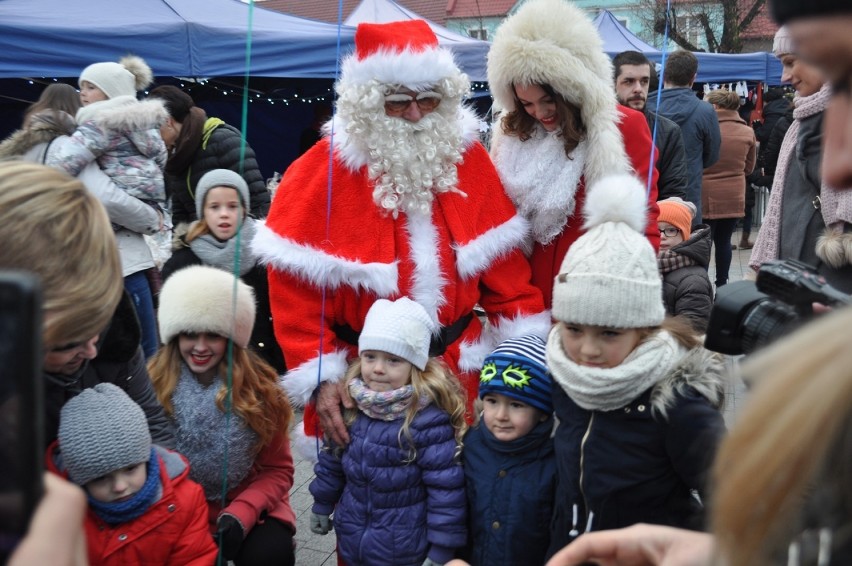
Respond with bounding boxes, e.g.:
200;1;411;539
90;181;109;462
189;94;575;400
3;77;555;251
340;20;465;89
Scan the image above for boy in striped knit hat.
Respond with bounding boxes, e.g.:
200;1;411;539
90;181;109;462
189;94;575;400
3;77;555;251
461;335;556;566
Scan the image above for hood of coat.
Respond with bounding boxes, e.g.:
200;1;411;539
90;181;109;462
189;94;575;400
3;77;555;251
0;111;75;158
669;224;712;268
75;96;168;132
96;290;143;364
650;345;726;419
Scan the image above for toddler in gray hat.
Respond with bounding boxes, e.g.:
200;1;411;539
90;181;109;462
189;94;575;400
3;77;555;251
48;382;216;564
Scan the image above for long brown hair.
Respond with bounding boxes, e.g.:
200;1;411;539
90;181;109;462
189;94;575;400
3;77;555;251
712;307;852;565
148;340;292;451
23;83;80;127
501;83;586;157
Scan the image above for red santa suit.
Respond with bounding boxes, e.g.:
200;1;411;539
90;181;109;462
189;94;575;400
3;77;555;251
487;0;660;307
252;20;549;458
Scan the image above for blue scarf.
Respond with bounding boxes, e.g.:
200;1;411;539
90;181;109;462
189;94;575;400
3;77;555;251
87;447;160;525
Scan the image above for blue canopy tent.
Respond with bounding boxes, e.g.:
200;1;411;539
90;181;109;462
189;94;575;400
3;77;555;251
592;10;784;84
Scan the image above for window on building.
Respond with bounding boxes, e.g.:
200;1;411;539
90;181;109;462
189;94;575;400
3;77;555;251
468;28;487;40
675;15;703;48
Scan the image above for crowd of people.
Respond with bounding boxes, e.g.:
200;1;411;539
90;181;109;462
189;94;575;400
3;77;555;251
2;0;852;564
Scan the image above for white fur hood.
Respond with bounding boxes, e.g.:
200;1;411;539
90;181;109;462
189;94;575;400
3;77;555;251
75;96;168;132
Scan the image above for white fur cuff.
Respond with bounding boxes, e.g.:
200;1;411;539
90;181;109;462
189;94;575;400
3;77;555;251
280;350;351;406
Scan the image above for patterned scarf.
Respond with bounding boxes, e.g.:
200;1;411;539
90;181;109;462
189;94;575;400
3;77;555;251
750;85;844;270
87;447;160;525
348;377;430;421
172;364;258;500
546;326;686;412
189;217;257;276
658;247;695;275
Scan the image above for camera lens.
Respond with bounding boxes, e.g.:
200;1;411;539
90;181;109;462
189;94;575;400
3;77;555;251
740;300;799;354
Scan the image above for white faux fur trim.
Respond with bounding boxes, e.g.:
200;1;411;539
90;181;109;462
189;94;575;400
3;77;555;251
458;336;495;373
326;106;482;172
76;96;168;130
583;174;648;233
280;349;350;406
488;310;554;346
341;47;464;90
404;212;447;326
251;223;399;296
816;227;852;269
290;423;322;463
455;214;530;279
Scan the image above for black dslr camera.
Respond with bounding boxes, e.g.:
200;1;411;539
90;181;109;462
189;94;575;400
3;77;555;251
704;259;850;355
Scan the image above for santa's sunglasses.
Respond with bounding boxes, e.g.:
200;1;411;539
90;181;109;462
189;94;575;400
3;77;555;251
384;91;442;114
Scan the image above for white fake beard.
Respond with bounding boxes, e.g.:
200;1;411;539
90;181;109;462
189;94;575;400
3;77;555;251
340;94;465;218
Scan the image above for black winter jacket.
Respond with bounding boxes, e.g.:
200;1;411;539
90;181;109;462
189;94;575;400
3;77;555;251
645;110;688;202
161;247;286;374
548;348;726;559
660;225;713;333
43;292;175;448
750;107;794;189
166;122;270;225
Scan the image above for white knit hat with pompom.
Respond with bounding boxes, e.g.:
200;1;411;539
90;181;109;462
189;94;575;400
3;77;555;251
79;55;154;99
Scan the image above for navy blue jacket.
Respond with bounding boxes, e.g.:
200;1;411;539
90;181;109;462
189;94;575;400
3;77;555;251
462;418;556;566
547;349;726;559
648;88;721;223
311;404;466;566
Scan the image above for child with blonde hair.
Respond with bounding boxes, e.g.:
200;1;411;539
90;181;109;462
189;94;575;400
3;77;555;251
545;175;727;558
309;298;468;566
148;265;295;566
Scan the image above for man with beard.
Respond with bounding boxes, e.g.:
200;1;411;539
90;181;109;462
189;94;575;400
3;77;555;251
613;50;688;202
252;20;549;457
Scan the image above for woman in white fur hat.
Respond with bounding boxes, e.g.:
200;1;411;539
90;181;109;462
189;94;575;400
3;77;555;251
148;265;295;565
486;0;661;308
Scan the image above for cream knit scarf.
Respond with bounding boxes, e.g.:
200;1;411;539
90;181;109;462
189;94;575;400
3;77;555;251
750;85;852;270
546;326;686;411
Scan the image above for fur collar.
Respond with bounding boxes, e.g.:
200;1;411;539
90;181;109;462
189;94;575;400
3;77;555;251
75;96;168;131
0;113;74;159
649;346;726;419
322;106;481;172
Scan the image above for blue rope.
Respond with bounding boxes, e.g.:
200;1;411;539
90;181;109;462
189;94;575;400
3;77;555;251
647;0;673;200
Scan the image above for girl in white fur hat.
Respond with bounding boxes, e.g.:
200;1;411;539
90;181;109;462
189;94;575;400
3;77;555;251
148;265;295;566
309;297;468;566
544;174;727;559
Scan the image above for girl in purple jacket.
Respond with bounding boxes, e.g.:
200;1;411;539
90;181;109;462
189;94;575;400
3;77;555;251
309;298;468;566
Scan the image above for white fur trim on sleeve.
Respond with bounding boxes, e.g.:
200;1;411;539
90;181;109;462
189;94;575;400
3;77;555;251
280;349;351;407
252;222;399;296
488;310;553;346
454;214;530;279
290;423;322;463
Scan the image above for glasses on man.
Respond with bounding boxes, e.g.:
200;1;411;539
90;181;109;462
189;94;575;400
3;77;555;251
384;91;443;114
659;226;681;238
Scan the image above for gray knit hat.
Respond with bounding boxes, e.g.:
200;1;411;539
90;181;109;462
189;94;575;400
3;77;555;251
58;383;151;486
479;335;553;414
552;174;665;328
195;169;250;220
772;26;795;58
359;298;436;370
158;265;256;348
78;55;154;100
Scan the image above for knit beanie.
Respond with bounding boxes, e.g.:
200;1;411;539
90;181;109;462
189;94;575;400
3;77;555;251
78;55;154;100
772;26;795;58
358;298;435;370
657;197;696;240
479;335;552;414
552;174;665;328
158;265;256;348
770;0;852;25
58;383;151;486
195;169;250;220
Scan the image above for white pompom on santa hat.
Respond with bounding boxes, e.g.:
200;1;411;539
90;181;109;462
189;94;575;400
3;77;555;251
340;20;465;89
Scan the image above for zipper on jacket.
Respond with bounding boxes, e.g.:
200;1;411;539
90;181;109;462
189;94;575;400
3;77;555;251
578;413;595;533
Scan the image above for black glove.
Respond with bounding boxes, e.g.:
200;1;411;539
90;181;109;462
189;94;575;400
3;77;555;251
216;513;245;560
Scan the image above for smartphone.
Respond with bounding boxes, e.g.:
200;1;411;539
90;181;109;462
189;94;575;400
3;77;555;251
0;271;43;562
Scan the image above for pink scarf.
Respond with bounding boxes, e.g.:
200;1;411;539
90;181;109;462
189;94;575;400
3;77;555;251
749;85;852;270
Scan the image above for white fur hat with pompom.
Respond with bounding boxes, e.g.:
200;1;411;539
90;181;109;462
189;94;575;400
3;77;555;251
79;55;154;100
158;265;256;348
551;174;664;328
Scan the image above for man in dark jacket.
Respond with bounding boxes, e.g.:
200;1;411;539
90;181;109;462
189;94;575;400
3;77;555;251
614;51;688;202
43;292;175;449
647;50;721;224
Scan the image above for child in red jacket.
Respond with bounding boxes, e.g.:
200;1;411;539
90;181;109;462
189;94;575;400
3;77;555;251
47;382;217;566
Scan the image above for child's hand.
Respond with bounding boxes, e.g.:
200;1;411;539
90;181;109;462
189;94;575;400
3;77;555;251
310;511;333;535
216;513;245;560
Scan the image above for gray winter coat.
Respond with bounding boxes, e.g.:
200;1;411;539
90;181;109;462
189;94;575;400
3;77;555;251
660;225;714;333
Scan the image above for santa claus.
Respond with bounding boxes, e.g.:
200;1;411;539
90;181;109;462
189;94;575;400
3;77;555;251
253;20;549;458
